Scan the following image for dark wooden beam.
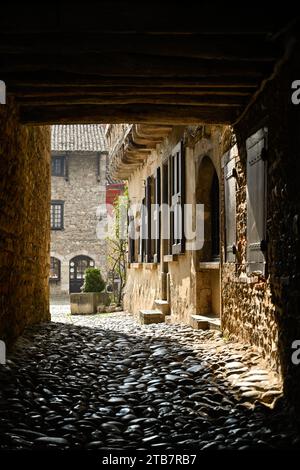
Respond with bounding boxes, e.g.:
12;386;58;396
10;86;253;97
0;33;279;61
0;3;294;34
19;104;239;125
0;54;272;77
3;74;260;88
16;94;247;106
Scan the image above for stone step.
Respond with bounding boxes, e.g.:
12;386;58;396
139;309;165;325
190;315;209;330
190;314;221;331
154;299;170;315
208;317;221;330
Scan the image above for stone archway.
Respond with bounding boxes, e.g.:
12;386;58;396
195;155;221;318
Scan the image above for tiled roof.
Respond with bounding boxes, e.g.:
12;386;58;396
51;125;107;152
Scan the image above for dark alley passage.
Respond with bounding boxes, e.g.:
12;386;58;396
1;4;300;455
0;314;298;451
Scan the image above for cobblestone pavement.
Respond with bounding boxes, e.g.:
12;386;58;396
0;306;299;451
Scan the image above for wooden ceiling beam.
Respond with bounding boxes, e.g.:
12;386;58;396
10;86;254;97
0;3;293;34
3;74;259;88
0;54;272;77
19;104;238;125
15;94;247;106
0;33;279;61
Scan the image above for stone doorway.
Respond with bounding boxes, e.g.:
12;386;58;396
195;156;221;319
69;255;95;293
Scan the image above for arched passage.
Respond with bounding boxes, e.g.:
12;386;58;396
195;155;220;317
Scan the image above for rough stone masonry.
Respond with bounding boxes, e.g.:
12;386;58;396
0;97;50;346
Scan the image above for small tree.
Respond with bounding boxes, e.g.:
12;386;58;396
82;268;105;293
106;187;128;305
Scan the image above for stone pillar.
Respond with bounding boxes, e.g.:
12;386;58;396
61;259;70;294
0;97;51;346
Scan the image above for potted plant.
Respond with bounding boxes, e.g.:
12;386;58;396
70;268;109;314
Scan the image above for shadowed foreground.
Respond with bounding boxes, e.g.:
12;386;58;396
0;313;299;451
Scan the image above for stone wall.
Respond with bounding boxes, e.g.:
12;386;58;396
0;97;50;346
50;151;107;296
232;43;300;416
220;148;278;368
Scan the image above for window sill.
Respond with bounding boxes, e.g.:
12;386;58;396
199;261;220;270
163;254;178;263
144;263;158;270
128;262;143;269
234;273;262;284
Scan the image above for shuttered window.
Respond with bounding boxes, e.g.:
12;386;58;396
139;197;146;262
222;146;237;263
246;128;267;275
169;141;185;255
153;167;161;263
128;215;135;263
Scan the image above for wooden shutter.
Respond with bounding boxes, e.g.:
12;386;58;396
128;215;135;263
222;145;237;263
246;128;267;275
168;154;174;254
171;141;185;255
139;197;146;263
154;167;161;263
145;177;152;262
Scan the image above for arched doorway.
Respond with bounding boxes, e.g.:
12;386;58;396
69;255;95;293
195;156;221;318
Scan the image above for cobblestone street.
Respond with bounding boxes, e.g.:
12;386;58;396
0;305;299;451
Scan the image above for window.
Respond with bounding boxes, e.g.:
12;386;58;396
128;215;136;263
50;257;60;281
51;201;64;230
153;167;161;263
145;176;155;262
139;197;146;262
51;156;65;177
222;145;237;263
137;141;185;263
246;128;268;275
211;172;220;260
169;141;185;255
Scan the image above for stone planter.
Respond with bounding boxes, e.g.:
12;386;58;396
70;292;109;315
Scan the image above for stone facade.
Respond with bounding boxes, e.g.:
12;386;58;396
232;44;300;412
50;125;108;297
0;97;50;346
107;44;300;420
109;124;224;326
112;48;300;402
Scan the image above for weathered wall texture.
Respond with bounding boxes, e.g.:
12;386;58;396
232;44;300;415
50;151;107;296
124;266;160;314
221;149;278;369
0;97;50;345
124;126;223;322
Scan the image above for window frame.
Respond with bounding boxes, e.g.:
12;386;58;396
51;155;66;177
169;141;185;255
50;256;61;281
222;146;237;263
246;127;268;276
51;200;64;230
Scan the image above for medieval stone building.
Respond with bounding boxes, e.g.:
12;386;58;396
107;110;290;374
50;125;108;297
1;4;300;424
